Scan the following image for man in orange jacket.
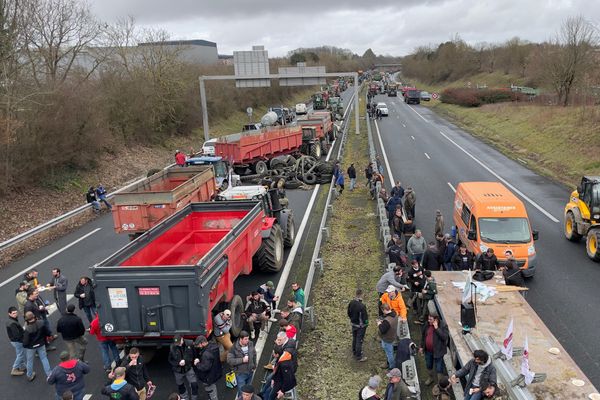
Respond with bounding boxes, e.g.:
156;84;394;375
380;285;407;320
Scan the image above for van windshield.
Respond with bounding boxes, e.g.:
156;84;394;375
213;161;228;178
478;217;531;244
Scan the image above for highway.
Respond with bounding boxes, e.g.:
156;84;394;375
370;93;600;387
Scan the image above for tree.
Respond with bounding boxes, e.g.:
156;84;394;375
290;52;306;65
362;48;376;59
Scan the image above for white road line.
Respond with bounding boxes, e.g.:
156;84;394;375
437;130;559;223
447;182;456;193
46;294;75;316
424;153;431;160
0;228;102;288
402;123;406;128
406;104;429;123
411;136;415;140
83;395;92;400
374;121;396;184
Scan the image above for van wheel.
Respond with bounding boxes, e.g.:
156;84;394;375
564;212;582;242
229;295;244;337
254;224;284;272
586;229;600;262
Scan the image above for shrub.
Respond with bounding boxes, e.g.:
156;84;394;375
440;87;526;107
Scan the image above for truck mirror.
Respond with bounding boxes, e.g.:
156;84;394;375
576;185;582;195
467;230;477;241
532;230;539;240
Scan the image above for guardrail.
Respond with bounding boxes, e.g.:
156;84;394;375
365;94;422;398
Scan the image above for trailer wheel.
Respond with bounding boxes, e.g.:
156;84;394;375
586;229;600;262
254;161;268;175
255;224;284;272
564;211;582;242
310;143;322;159
229;295;244;337
283;211;296;248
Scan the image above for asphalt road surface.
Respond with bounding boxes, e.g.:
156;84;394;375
370;93;600;387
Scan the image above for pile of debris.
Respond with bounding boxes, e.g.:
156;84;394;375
240;155;335;189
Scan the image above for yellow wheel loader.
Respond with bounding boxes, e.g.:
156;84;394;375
564;176;600;261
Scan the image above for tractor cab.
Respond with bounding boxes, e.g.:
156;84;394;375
576;176;600;221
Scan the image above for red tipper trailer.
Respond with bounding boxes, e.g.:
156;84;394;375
111;165;217;238
92;200;285;346
307;111;334;137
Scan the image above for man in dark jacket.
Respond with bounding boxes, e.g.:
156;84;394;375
270;350;297;400
443;234;457;271
22;311;52;381
451;349;497;400
347;163;357;190
193;335;221;400
102;367;139;400
501;251;525;289
377;303;398;370
419;315;449;386
386;193;403;225
422;242;442;271
6;306;26;376
386;235;408;268
57;304;87;361
390;181;405;199
452;245;475;271
23;288;55;339
407;260;426;311
48;351;90;400
73;276;96;324
476;249;499;271
168;335;198;400
114;347;152;400
347;289;369;362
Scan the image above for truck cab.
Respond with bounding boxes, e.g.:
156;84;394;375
453;182;539;277
185;155;240;188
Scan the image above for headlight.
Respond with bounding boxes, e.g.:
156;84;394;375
479;244;488;253
528;245;536;256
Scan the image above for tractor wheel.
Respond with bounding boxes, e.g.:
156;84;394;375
254;224;284;272
253;161;268;175
283;211;296;248
564;211;582;242
321;140;329;155
310;143;322;159
229;295;244;337
586;229;600;262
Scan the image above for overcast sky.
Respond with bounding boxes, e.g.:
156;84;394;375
91;0;598;57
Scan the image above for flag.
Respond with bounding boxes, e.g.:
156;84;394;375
462;271;472;306
501;318;514;360
521;335;535;385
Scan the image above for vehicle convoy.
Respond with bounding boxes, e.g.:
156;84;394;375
92;195;294;346
368;83;379;96
404;89;421;104
111;166;217;239
564;176;600;261
327;96;344;119
311;92;327;110
453;182;539;277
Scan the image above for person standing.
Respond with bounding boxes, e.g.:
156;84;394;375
380;286;407;321
377;303;398;370
402;218;416;250
114;348;152;400
415;271;438;324
22;311;52;381
102;367;140;400
336;170;345;194
383;368;412;400
422;241;442;271
434;210;445;237
391;207;404;238
193;335;222;400
365;163;374;187
419;315;449;386
95;184;112;210
227;331;257;397
90;314;121;372
476;249;499;272
23;287;57;350
290;283;305;309
56;304;87;361
212;310;233;362
390;181;405;199
452;245;475;271
404;187;416;220
347;163;357;191
47;351;90;400
407;230;426;264
73;276;96;324
360;375;382;400
386;235;408;268
347;289;369;362
175;150;186;167
15;281;30;316
6;306;26;376
442;234;457;271
407;260;426;313
168;335;198;400
451;350;497;400
50;268;68;315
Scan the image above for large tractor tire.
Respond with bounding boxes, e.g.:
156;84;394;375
283;211;296;248
564;211;582;242
320;139;329;155
310;143;322;159
586;229;600;262
254;224;284;272
253;160;269;175
229;295;245;337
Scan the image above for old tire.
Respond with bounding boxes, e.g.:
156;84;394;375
586;229;600;262
284;179;302;189
254;161;268;175
303;173;317;185
286;155;296;167
564;212;582;242
283;212;296;248
310;143;322;159
229;295;244;337
255;224;284;272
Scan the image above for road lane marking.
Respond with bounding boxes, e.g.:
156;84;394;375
0;228;102;288
47;294;75;316
437;130;559;223
424;153;431;159
83;395;92;400
447;182;456;193
374;121;396;184
411;135;415;140
402;123;406;128
407;104;429;123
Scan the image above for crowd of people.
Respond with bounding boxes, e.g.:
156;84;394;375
85;184;112;213
6;265;306;400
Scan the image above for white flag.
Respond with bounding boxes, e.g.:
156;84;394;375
462;271;472;306
521;335;535;385
501;318;514;360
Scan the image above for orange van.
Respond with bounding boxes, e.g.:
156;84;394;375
453;182;539;277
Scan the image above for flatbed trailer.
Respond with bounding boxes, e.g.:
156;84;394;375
111;165;217;237
432;271;598;399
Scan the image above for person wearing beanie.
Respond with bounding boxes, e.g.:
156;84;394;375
168;335;198;400
48;351;90;400
193;335;222;400
56;304;87;361
360;375;382;399
237;384;261;400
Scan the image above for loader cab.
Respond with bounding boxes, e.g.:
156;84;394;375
576;176;600;220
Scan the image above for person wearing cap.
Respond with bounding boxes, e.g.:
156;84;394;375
6;306;26;376
22;310;52;381
384;368;411;400
48;351;90;400
380;285;407;321
213;309;233;362
102;366;139;400
432;375;452;400
15;280;30;316
238;384;261;400
56;304;87;361
193;335;221;400
112;347;152;400
347;289;369;362
168;334;198;400
245;291;270;340
257;281;279;312
360;375;382;400
227;331;257;396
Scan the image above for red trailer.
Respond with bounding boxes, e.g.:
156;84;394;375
92;199;286;345
111;166;217;238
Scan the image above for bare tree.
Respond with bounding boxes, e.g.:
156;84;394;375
542;16;598;106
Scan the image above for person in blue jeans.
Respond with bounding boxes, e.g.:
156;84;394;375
95;185;112;210
90;314;120;371
377;303;398;370
6;307;26;376
451;349;497;400
419;314;449;386
227;331;256;396
22;311;52;381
